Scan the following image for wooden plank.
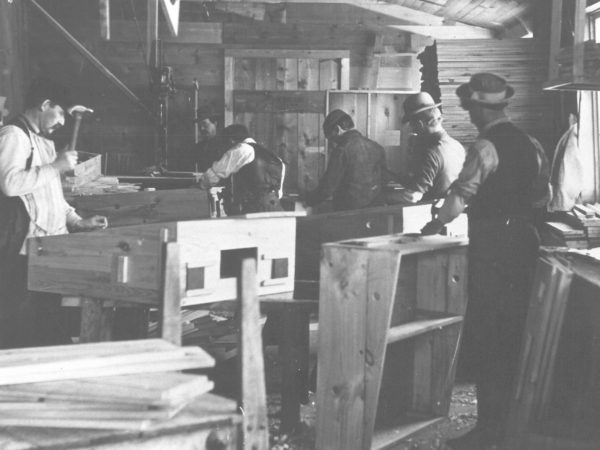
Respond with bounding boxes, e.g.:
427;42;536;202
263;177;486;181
67;189;211;227
224;56;234;125
386;316;463;343
363;250;402;450
99;0;110;40
238;258;269;450
0;339;214;385
113;20;222;43
225;48;350;59
297;113;323;193
390;25;494;39
316;247;369;450
233;90;325;114
0;373;213;407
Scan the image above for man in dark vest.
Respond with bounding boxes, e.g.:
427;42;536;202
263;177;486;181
198;124;284;214
304;109;387;211
421;73;550;450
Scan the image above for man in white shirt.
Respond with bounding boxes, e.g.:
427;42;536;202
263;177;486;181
198;124;285;215
0;77;106;348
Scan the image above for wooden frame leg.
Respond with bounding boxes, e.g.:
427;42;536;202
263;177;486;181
280;306;310;432
80;297;114;343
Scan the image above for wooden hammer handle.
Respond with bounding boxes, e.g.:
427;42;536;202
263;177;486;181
68;113;84;151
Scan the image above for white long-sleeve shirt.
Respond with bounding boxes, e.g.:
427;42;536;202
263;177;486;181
199;138;256;189
0;123;81;254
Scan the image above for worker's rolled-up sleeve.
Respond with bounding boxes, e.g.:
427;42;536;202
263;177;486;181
438;139;498;224
200;142;255;189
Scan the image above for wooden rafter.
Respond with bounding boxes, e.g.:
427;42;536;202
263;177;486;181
390;24;496;39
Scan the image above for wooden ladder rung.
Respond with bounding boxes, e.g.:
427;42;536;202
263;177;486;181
386;316;462;344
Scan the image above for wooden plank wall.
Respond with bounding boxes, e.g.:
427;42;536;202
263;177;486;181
0;1;28;122
22;0;421;180
437;39;555;152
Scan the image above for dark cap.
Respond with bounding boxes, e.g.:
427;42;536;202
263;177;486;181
456;73;514;107
402;92;441;123
24;77;73;109
323;109;351;136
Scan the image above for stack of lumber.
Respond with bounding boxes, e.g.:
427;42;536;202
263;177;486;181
543;221;587;249
0;339;215;430
558;204;600;248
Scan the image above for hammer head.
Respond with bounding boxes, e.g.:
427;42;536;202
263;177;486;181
67;105;94;116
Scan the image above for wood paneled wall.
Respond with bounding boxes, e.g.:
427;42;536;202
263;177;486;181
0;0;28;121
437;39;555;152
23;0;421;182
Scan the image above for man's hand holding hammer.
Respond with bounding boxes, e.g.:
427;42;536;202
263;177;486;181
51;148;78;173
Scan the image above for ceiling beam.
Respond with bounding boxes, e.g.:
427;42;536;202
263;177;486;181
189;0;446;26
390;24;496;40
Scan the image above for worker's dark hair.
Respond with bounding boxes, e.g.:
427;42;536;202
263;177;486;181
24;77;72;109
223;124;250;143
323;109;354;137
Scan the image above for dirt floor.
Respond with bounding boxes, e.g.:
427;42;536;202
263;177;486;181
264;349;478;450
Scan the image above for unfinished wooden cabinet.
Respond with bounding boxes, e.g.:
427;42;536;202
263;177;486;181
326;90;416;174
316;234;468;450
545;0;600;90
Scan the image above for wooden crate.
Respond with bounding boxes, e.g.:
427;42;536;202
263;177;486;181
28;214;297;307
315;234;468;450
63;152;102;187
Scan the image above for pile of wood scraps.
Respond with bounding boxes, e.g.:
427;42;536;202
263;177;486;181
64;175;141;196
148;309;267;362
0;339;215;430
559;204;600;247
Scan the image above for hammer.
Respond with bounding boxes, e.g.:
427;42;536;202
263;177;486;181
66;105;94;151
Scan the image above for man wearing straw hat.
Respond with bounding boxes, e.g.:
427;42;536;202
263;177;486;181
421;73;550;450
391;92;465;203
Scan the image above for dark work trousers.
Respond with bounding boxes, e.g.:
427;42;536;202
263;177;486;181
462;217;540;440
0;254;70;349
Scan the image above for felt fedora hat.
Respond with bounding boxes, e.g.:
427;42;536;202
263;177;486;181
456;72;514;106
402;92;441;123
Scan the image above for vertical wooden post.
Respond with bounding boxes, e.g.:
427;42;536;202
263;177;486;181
224;55;235;126
99;0;110;41
147;0;159;66
548;0;563;81
573;0;586;81
160;242;183;346
238;258;269;450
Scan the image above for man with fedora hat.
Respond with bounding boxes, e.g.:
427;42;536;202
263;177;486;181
391;92;465;203
421;73;549;449
304;108;387;211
